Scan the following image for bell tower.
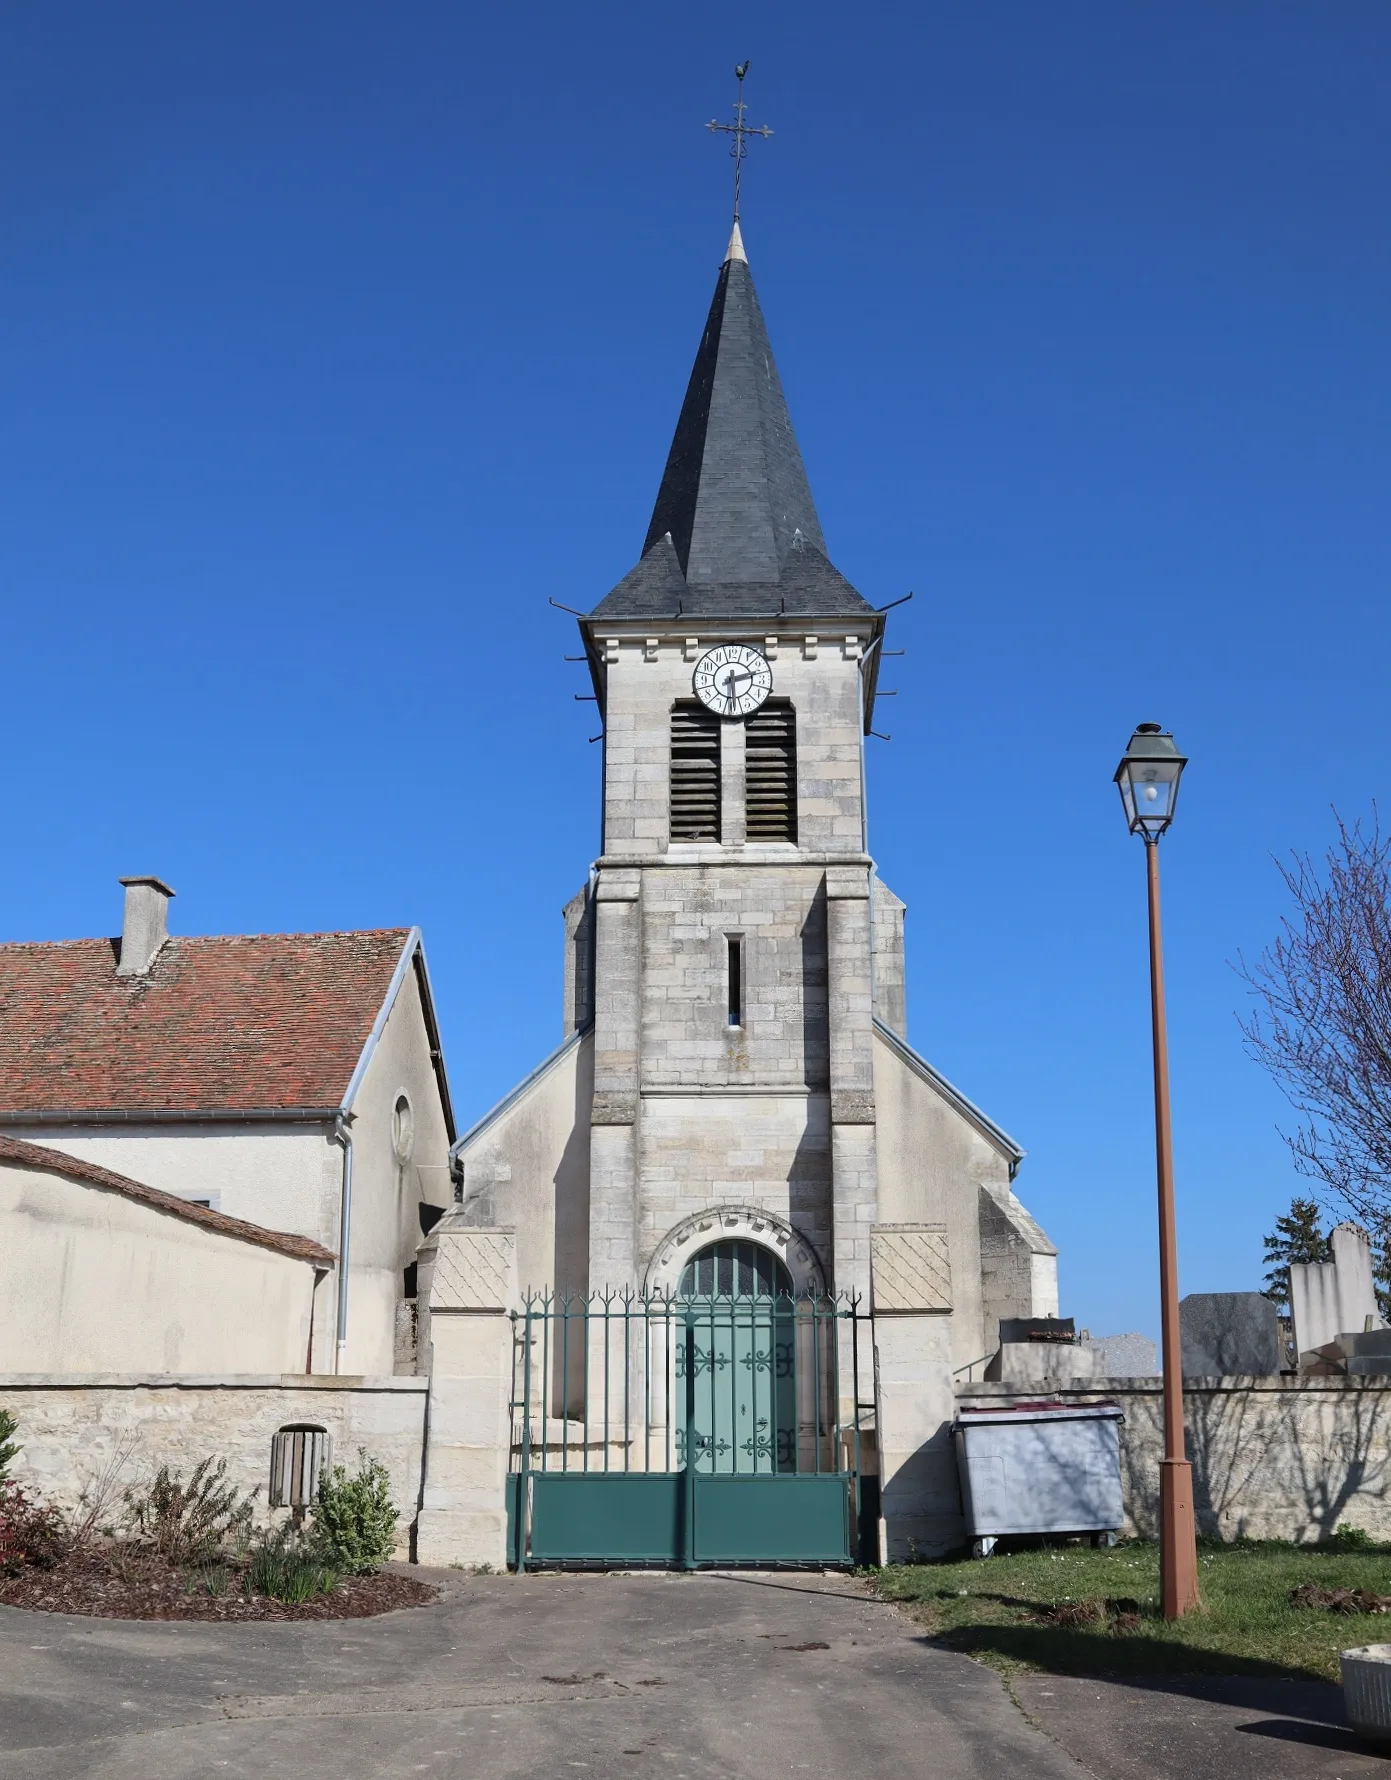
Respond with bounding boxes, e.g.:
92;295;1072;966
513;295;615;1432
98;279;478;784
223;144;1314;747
573;220;890;1302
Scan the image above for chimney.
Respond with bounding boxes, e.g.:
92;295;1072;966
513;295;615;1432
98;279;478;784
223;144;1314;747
116;876;175;977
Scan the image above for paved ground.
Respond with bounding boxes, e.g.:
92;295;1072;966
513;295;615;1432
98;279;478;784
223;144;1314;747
0;1569;1378;1779
1013;1672;1380;1779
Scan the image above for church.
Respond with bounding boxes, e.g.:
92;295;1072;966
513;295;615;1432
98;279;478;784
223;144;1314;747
434;217;1062;1563
0;189;1066;1571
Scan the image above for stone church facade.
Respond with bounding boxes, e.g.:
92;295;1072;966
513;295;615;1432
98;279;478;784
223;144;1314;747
446;221;1059;1493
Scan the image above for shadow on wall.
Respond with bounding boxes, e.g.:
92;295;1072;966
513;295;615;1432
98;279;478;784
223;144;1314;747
1118;1386;1391;1543
799;884;829;1090
552;1040;593;1305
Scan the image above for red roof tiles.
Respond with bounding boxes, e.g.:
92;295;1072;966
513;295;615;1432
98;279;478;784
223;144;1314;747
0;1135;335;1264
0;929;412;1117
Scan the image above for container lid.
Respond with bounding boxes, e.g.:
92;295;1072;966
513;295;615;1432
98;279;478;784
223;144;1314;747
955;1400;1124;1425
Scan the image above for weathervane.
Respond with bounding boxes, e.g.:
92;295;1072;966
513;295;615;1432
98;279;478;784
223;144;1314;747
707;61;772;225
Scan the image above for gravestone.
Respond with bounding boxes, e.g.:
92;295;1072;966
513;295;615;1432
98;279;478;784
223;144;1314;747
1180;1292;1281;1377
1290;1223;1381;1360
1080;1332;1158;1377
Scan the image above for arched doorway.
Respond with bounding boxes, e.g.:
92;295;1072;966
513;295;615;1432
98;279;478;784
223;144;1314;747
678;1238;799;1476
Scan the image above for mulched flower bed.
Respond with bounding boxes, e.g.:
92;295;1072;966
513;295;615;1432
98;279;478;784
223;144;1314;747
0;1547;437;1622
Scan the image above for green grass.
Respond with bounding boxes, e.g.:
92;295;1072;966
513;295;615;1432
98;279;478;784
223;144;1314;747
869;1541;1391;1682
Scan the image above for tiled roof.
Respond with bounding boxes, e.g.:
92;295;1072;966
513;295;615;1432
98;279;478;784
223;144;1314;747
0;1135;335;1265
0;929;412;1117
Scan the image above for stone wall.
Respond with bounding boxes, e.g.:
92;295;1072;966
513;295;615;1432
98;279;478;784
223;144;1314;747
961;1376;1391;1543
0;1375;428;1556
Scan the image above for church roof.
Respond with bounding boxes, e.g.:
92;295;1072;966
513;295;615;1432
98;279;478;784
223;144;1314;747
0;927;439;1122
590;230;877;622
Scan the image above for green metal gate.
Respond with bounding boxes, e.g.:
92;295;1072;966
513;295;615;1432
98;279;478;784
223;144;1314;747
507;1264;872;1569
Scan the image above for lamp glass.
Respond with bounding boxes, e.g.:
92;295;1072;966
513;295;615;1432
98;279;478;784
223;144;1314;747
1117;756;1183;837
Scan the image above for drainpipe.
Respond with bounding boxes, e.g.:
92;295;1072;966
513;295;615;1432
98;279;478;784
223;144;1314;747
332;1111;355;1374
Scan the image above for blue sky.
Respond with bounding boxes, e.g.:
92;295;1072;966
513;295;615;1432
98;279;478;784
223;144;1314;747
3;3;1389;1340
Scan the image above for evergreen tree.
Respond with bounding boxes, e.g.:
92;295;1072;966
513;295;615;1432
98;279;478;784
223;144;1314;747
1262;1198;1328;1311
1373;1221;1391;1324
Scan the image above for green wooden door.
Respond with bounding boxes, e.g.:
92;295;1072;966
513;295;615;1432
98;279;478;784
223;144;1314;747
677;1241;797;1476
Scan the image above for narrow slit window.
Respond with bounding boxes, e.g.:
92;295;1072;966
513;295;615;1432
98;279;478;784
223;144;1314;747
727;935;743;1027
745;700;797;842
670;702;721;841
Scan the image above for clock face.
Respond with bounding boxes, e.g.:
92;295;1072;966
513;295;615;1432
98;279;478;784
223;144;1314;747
692;645;773;718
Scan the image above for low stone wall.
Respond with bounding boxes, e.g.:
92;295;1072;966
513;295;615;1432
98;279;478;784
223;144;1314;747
960;1376;1391;1544
0;1375;428;1557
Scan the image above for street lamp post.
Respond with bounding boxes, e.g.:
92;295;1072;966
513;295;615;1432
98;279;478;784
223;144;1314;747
1114;722;1199;1620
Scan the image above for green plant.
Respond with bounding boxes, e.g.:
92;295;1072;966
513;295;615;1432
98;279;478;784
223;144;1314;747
123;1458;256;1567
1331;1522;1373;1549
1261;1199;1329;1312
246;1522;339;1603
871;1540;1391;1683
183;1561;231;1597
0;1410;20;1483
311;1451;398;1575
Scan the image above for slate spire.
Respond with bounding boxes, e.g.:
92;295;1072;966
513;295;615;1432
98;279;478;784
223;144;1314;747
589;227;875;622
642;230;826;586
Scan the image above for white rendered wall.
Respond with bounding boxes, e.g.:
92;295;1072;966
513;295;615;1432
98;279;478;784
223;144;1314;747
0;1158;319;1374
10;1124;340;1246
341;962;456;1375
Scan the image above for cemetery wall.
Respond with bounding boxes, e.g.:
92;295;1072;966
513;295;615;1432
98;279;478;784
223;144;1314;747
961;1376;1391;1542
0;1374;428;1557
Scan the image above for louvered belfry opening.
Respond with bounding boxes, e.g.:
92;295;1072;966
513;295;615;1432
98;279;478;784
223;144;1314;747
670;701;722;841
745;700;798;842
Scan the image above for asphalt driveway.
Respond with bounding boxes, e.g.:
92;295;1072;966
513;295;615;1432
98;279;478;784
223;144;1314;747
0;1569;1368;1779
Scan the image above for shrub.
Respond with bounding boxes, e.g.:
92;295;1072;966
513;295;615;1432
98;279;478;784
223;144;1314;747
0;1410;19;1483
183;1561;232;1598
123;1458;256;1567
312;1451;398;1574
246;1522;339;1603
0;1482;67;1573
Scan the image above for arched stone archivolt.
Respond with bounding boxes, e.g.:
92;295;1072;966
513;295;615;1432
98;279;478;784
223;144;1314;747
644;1205;826;1298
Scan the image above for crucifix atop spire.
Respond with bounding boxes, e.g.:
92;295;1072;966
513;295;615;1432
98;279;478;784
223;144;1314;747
706;60;772;226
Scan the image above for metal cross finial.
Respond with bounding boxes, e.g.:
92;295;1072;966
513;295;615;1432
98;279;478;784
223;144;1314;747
707;60;772;225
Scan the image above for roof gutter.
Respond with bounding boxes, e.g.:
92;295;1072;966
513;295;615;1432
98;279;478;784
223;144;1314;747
0;1106;339;1127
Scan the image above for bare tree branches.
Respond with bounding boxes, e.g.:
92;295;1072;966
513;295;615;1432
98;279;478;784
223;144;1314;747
1238;812;1391;1227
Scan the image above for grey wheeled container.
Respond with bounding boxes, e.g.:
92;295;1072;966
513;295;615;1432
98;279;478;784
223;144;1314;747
954;1401;1124;1558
